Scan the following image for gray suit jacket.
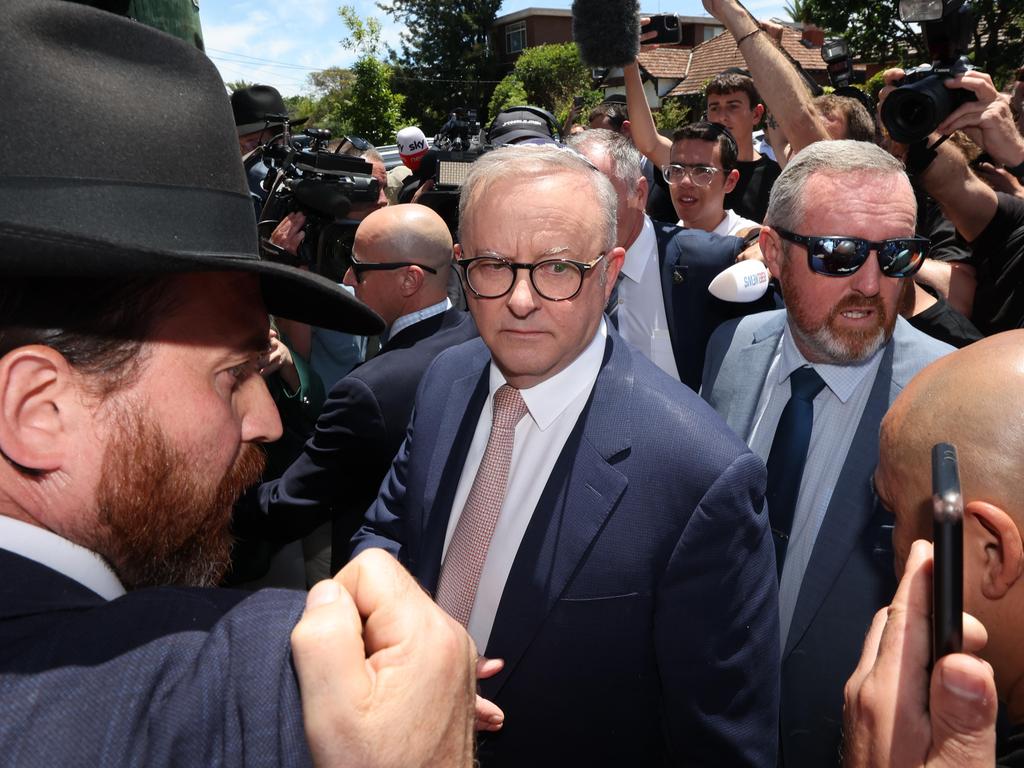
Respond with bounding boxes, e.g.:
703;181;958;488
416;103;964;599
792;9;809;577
701;310;953;768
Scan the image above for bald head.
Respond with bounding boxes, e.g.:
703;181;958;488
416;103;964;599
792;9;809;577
881;331;1024;521
345;204;453;324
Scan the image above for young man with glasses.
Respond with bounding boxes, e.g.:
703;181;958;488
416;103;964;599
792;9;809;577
665;121;760;236
352;144;781;768
701;140;954;768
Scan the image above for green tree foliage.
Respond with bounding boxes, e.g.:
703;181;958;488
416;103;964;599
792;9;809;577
783;0;814;25
225;79;255;93
803;0;1023;83
488;74;529;117
335;5;405;145
378;0;503;130
653;97;693;133
512;43;596;114
343;56;405;145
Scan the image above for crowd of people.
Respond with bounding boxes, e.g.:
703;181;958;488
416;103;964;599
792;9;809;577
3;0;1024;765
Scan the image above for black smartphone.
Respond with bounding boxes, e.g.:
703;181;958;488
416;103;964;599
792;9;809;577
645;14;682;46
573;95;584;109
931;442;964;663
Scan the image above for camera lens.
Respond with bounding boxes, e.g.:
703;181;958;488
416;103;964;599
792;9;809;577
881;75;953;144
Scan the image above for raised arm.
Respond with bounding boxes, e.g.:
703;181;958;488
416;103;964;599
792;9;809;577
702;0;829;156
624;56;671;168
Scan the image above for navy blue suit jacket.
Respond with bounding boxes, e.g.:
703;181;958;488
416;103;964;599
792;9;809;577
250;308;476;570
0;548;311;766
702;312;954;767
352;329;780;767
653;221;775;391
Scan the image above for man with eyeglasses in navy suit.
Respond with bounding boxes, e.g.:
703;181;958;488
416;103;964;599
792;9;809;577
701;139;955;768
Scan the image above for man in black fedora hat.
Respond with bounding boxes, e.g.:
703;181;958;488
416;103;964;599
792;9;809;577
0;2;476;765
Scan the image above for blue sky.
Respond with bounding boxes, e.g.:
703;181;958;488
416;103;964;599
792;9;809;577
202;0;790;96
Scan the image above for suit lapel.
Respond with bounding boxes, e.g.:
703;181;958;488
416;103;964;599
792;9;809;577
713;315;785;440
782;340;895;658
480;334;631;699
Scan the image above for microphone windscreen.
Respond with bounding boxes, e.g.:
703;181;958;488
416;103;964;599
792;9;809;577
572;0;640;68
708;260;771;303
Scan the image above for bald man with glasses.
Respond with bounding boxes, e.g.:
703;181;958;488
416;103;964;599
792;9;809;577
244;204;477;577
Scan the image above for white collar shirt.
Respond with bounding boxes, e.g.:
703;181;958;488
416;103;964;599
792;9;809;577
442;319;607;652
747;325;884;648
614;215;680;380
0;515;125;600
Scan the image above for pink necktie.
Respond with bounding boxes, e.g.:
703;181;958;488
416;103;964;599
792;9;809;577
435;384;529;627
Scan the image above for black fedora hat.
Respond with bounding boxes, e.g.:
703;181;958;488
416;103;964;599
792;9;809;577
0;0;382;336
231;85;308;136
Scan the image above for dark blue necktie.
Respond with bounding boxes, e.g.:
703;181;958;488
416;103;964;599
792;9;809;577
766;366;826;578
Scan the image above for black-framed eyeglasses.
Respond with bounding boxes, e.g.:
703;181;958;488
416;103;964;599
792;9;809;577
456;253;606;301
660;163;722;188
348;251;438;282
774;227;929;278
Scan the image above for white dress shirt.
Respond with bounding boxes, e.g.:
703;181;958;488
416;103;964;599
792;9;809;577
386;297;452;342
678;208;759;236
0;515;125;600
747;327;883;647
613;214;680;380
441;320;607;652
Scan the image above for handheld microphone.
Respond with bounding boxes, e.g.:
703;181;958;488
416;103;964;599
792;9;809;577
572;0;641;68
708;260;771;303
397;126;429;171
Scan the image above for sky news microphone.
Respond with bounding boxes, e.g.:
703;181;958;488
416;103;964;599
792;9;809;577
572;0;640;68
397;126;429;172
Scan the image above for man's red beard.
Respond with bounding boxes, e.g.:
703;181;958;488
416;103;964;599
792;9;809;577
782;275;896;364
90;407;265;589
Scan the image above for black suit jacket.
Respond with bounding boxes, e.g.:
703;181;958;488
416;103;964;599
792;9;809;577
653;221;775;391
0;548;311;766
253;308;477;571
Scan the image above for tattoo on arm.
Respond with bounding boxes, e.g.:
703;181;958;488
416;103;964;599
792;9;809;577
764;112;778;130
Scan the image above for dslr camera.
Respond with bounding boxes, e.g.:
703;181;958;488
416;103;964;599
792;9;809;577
249;126;381;282
881;0;976;144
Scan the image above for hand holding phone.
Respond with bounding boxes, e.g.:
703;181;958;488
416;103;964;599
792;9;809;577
644;14;683;46
931;442;963;663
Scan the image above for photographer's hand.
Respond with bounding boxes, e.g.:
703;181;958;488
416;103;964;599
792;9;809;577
271;211;307;257
939;71;1024;170
842;540;996;768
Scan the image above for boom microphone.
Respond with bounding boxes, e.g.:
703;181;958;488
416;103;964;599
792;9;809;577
572;0;640;68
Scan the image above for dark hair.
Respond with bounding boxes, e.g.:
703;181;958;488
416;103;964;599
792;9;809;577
0;275;179;398
671;121;739;171
813;94;877;143
588;102;629;131
704;73;762;109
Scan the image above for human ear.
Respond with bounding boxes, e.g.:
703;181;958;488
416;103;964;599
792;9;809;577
401;265;425;297
966;500;1024;600
723;168;740;194
0;346;76;473
760;226;785;280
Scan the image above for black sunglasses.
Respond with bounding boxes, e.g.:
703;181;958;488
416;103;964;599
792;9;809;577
774;228;929;278
349;251;438;282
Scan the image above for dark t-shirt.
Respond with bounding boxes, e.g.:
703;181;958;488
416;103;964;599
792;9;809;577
969;192;1024;335
725;155;781;224
907;287;983;348
998;722;1024;767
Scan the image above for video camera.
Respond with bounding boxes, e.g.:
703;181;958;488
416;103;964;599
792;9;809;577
880;0;976;144
429;107;485;190
248;125;381;282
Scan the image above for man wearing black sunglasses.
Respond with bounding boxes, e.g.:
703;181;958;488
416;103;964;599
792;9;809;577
702;139;955;768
